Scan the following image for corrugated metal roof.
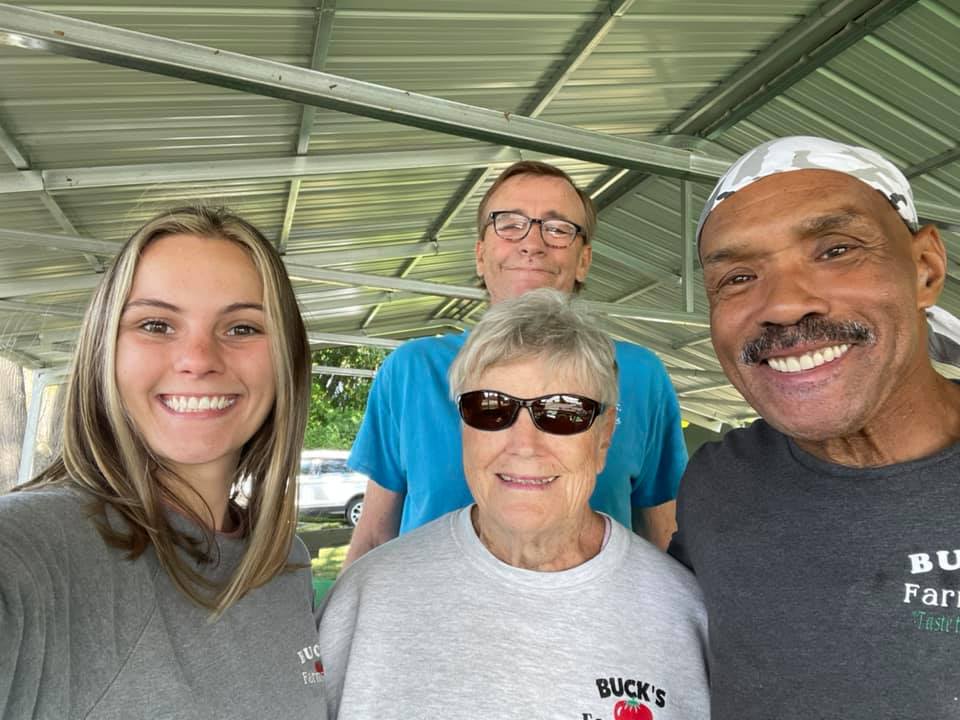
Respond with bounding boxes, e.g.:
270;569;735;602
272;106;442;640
0;0;957;428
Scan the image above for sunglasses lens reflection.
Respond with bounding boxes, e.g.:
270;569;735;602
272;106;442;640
458;391;599;435
458;390;518;431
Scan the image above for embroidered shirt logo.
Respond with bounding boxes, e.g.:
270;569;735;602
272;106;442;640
579;677;667;719
901;549;960;636
614;698;654;719
296;643;325;685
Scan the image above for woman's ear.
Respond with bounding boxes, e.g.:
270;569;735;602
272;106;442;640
599;406;616;450
594;406;617;474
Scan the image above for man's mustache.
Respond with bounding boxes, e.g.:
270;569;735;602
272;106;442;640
739;317;875;365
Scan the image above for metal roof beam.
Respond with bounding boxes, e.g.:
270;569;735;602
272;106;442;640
679;180;695;313
671;330;713;350
322;318;466;338
35;194;104;272
0;273;100;298
290;237;475;267
917;200;960;231
0;118;28;169
0;110;103;270
906;146;960;178
0;347;44;369
0;227;120;255
296;0;336;156
6;327;80;352
289;262;709;325
1;257;707;329
679;380;733;395
285;263;487;301
278;180;301;255
674;0;916;138
667;369;729;384
0;147;513;196
590;0;920;212
0;5;730;181
0;170;42;194
583;301;708;327
280;0;337;254
308;332;402;350
524;0;637;117
312;365;376;379
0;227;474;267
0;298;84;319
297;267;707;327
677;407;726;432
613;281;663;304
358;303;381;330
600;317;732;392
679;397;749;410
300;293;426;321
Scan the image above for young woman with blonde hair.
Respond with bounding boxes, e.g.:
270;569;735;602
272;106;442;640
0;206;327;719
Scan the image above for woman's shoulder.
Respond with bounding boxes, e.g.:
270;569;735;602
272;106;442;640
0;486;129;622
0;485;150;590
0;486;163;718
0;485;98;551
617;525;704;597
327;513;457;593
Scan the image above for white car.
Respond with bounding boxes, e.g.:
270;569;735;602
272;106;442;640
296;450;367;527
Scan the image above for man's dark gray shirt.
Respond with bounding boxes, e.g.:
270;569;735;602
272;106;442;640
670;420;960;719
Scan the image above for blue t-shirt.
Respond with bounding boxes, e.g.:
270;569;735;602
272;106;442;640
349;332;687;534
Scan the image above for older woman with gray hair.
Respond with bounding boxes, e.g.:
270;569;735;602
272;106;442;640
317;288;709;719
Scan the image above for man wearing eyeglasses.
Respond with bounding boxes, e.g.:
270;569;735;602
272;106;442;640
344;160;687;566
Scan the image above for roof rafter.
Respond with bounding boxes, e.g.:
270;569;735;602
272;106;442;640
279;0;338;254
0;147;519;196
0;5;731;181
1;257;708;326
0;227;476;267
0;111;103;271
589;0;920;212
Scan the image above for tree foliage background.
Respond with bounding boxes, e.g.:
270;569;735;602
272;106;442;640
304;345;388;450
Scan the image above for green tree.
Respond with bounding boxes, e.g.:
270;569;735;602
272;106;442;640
304;345;388;450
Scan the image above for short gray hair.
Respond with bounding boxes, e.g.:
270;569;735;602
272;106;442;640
449;288;618;407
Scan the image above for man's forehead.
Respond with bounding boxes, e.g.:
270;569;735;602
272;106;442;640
487;173;585;215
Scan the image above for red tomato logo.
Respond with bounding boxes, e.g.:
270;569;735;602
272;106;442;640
614;698;653;720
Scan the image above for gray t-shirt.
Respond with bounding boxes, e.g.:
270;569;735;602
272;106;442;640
0;487;328;720
318;507;710;719
670;419;960;719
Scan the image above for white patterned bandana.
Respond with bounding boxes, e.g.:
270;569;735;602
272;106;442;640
696;135;919;243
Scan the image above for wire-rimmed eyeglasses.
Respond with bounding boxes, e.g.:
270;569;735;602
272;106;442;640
486;211;584;249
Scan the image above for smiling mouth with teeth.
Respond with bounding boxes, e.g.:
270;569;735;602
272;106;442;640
765;343;851;373
497;473;557;487
161;395;237;413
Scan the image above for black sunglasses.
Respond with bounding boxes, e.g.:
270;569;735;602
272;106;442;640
457;390;603;436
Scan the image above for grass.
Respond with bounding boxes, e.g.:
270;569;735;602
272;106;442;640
297;518;351;604
311;544;349;582
296;514;344;531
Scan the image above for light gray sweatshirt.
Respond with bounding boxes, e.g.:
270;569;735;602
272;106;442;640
317;507;709;720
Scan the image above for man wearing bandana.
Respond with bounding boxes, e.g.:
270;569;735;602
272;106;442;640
669;136;960;718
